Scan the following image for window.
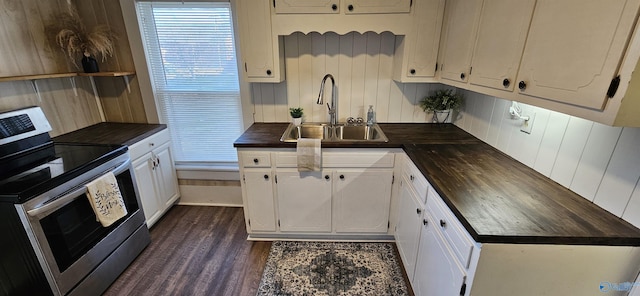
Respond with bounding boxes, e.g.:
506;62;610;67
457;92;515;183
137;1;242;164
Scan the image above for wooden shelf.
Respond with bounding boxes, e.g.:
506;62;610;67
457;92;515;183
78;71;136;77
0;71;135;82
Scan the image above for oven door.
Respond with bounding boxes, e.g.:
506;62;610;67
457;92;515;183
16;153;147;296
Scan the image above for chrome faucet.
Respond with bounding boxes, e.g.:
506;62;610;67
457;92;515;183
317;74;338;126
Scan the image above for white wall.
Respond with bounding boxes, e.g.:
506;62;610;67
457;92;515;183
455;89;640;228
251;32;436;123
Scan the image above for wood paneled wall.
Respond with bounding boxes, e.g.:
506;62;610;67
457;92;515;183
0;0;146;137
252;32;439;123
455;89;640;228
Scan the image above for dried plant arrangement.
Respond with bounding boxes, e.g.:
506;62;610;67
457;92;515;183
49;7;115;72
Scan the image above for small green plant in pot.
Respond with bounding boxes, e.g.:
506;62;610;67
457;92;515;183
419;89;463;123
289;107;304;125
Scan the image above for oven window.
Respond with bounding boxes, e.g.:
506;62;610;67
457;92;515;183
39;170;139;272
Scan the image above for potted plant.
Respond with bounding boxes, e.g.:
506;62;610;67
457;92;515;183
49;7;115;73
419;89;463;123
289;107;304;125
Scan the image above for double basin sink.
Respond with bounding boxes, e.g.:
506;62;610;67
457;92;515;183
280;123;388;142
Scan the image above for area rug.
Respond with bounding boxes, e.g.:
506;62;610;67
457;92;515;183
256;241;409;296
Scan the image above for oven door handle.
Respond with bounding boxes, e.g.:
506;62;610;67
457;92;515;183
26;159;131;218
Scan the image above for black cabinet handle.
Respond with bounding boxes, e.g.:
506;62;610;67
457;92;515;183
460;73;466;80
263;174;269;180
440;219;446;227
266;69;272;76
410;69;416;75
410;175;414;181
416;208;422;214
503;78;510;88
348;4;354;11
325;175;330;180
519;81;527;91
423;219;428;226
253;158;259;163
339;174;345;180
331;3;337;10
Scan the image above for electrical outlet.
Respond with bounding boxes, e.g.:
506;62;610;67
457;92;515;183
520;113;535;134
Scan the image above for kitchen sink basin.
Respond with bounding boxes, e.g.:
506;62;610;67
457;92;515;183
280;123;388;142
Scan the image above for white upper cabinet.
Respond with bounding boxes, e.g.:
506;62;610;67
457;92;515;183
274;0;340;14
469;0;535;91
236;0;284;82
344;0;411;14
438;0;483;83
515;0;640;110
393;0;445;82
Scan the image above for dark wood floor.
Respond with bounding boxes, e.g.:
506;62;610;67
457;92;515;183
104;205;414;296
104;206;271;296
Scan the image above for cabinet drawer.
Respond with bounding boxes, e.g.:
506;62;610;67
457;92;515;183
276;151;395;168
128;129;171;161
402;158;428;203
426;186;475;269
240;152;272;168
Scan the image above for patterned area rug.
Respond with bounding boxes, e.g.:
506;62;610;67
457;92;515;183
256;241;409;296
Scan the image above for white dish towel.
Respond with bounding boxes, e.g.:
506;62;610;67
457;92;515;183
297;138;321;172
86;172;128;227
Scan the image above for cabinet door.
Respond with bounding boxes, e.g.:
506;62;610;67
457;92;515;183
334;170;393;233
133;154;161;225
414;213;467;296
469;0;535;91
515;0;640;109
274;0;340;14
345;0;411;14
154;142;179;208
439;0;483;83
244;170;277;232
236;0;283;82
394;0;445;82
276;170;332;232
395;177;424;283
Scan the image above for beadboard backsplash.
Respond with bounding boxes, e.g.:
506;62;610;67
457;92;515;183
455;89;640;229
251;32;438;123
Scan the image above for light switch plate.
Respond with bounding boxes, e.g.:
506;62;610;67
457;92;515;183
520;113;535;134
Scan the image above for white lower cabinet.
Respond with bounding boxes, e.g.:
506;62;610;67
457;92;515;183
334;169;393;233
276;170;332;232
243;170;277;232
238;148;397;238
129;130;180;228
414;213;466;296
395;174;424;283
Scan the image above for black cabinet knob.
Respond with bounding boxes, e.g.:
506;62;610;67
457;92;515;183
263;174;269;180
410;175;414;181
460;73;466;80
339;174;345;180
423;219;428;226
519;81;527;91
253;158;259;163
503;78;510;88
348;4;354;11
266;69;272;75
416;208;422;214
410;69;416;75
331;3;337;10
325;175;330;180
440;219;446;227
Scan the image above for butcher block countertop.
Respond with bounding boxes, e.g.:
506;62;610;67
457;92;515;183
235;123;640;246
53;122;166;146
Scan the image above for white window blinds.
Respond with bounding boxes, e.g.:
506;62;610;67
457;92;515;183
137;1;242;163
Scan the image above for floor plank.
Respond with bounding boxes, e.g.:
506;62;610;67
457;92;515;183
104;205;413;296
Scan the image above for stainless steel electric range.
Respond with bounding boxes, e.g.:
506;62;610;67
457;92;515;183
0;107;150;296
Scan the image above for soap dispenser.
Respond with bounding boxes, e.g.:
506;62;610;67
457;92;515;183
367;105;375;125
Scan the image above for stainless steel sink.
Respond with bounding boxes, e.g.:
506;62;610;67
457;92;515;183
280;123;388;142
